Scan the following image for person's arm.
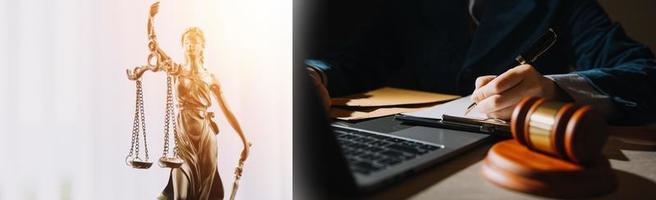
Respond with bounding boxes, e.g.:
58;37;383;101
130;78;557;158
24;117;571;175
306;66;331;110
472;0;656;123
562;0;656;124
544;74;616;118
306;8;402;97
306;43;401;97
209;75;251;162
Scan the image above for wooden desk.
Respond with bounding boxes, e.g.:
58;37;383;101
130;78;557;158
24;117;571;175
340;116;656;200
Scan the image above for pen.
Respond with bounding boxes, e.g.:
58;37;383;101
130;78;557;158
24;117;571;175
465;28;558;116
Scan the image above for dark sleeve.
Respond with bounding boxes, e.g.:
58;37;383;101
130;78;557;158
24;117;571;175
306;8;402;97
563;0;656;124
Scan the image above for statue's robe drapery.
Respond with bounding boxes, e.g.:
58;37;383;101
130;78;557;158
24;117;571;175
160;72;224;200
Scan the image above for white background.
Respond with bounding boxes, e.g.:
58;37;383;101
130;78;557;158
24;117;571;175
0;0;292;199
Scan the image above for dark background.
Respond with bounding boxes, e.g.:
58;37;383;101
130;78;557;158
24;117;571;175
303;0;656;57
599;0;656;53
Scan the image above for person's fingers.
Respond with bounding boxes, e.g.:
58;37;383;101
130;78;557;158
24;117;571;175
318;84;331;110
306;68;331;110
476;82;531;114
307;68;321;82
486;106;515;120
475;75;497;89
311;77;331;110
477;95;507;114
472;75;497;102
472;66;528;102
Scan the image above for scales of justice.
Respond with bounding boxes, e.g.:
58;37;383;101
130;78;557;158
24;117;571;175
124;2;251;200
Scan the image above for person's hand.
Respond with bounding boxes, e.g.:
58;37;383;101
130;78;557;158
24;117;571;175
306;67;331;111
471;64;562;120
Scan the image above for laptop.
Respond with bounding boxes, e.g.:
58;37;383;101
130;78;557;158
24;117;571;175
294;68;492;198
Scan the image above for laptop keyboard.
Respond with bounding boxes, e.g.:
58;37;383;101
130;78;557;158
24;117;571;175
334;127;444;175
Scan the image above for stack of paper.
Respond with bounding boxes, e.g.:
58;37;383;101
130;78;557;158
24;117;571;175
330;87;459;120
402;96;486;120
402;96;509;126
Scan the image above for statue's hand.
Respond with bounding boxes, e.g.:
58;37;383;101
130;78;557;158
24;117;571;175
126;68;138;80
149;2;160;17
240;142;252;162
126;65;151;80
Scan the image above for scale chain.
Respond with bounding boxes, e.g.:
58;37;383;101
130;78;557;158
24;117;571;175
170;75;179;157
172;97;179;157
162;75;173;157
138;79;150;160
127;80;141;160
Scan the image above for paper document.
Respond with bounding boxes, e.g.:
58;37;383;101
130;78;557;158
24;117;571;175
331;87;459;107
402;96;508;126
403;96;484;119
331;103;438;121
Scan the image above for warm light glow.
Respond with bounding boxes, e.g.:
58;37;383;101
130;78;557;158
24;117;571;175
0;0;291;199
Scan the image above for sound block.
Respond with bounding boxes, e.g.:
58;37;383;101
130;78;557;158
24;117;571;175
481;140;617;198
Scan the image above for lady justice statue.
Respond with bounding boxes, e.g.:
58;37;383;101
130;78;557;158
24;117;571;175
125;2;251;200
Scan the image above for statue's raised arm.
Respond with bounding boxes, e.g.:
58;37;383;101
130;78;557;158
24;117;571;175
126;1;182;80
147;1;172;62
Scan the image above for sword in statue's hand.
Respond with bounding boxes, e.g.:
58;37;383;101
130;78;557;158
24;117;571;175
229;143;252;200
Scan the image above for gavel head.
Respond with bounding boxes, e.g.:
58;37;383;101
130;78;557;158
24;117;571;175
510;97;608;164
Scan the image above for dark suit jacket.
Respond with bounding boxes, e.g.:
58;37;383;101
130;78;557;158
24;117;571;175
309;0;656;124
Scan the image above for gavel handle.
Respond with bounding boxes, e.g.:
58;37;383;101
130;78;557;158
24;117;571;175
609;124;656;146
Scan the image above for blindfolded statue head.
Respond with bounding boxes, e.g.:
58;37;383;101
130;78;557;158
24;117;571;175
181;27;205;67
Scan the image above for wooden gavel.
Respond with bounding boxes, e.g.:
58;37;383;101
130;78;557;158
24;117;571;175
481;97;626;197
510;97;608;164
